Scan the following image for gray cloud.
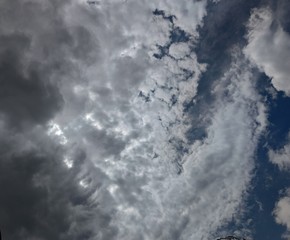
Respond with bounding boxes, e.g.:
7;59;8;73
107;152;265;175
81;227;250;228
0;0;271;239
0;34;63;130
0;124;117;240
0;0;117;239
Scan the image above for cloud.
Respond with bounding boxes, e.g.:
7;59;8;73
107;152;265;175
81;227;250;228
55;48;266;239
269;132;290;239
0;0;210;239
0;121;118;240
244;7;290;95
268;132;290;170
0;0;269;239
0;35;63;130
273;189;290;239
184;52;267;239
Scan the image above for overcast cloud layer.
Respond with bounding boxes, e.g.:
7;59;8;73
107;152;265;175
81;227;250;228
1;0;290;240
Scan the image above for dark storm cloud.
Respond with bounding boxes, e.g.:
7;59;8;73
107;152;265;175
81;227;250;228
0;132;117;240
0;34;63;130
0;0;109;239
0;0;99;129
0;150;74;239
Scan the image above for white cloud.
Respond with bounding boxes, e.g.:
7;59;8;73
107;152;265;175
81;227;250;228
269;134;290;170
269;133;290;240
169;42;191;59
47;0;213;238
273;189;290;239
54;48;265;240
43;1;268;239
244;7;290;95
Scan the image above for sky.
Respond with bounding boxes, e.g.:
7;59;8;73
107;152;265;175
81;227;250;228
0;0;290;239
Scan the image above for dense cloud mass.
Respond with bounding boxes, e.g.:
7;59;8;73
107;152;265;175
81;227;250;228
0;0;290;239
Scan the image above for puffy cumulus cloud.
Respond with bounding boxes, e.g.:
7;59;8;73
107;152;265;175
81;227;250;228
273;189;290;239
268;133;290;170
244;7;290;95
